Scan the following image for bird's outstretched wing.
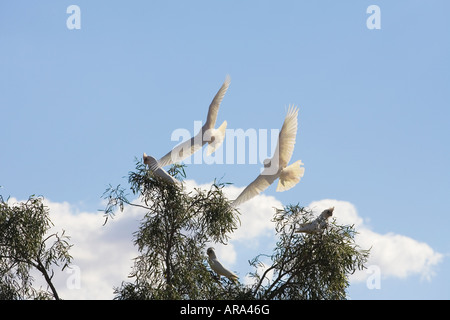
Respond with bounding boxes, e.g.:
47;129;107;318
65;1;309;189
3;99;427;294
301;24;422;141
232;173;277;208
204;75;231;129
158;76;230;166
232;106;300;207
143;153;179;185
158;133;203;167
272;105;298;169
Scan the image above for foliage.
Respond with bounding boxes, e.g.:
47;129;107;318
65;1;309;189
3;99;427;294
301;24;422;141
0;195;73;300
1;159;370;300
103;160;369;300
103;160;242;299
249;205;370;300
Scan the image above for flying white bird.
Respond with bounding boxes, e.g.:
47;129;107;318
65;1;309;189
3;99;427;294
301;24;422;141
158;76;230;167
232;106;305;207
296;207;334;234
143;153;180;185
206;247;239;283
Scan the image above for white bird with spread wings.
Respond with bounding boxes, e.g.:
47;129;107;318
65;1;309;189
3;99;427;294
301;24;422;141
232;106;305;207
158;76;230;167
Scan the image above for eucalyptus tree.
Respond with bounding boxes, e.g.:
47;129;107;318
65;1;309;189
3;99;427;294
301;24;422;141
249;205;369;300
103;160;369;300
0;195;72;300
103;161;245;299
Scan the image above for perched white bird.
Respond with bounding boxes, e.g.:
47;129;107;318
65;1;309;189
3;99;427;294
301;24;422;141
296;207;334;234
158;76;230;167
232;106;305;207
206;247;239;283
143;153;180;185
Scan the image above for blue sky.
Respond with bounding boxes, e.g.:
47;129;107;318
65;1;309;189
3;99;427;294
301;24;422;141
1;1;449;299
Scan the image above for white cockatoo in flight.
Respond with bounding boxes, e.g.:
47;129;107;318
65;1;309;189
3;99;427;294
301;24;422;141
157;76;230;167
206;247;238;283
295;207;334;234
143;153;180;185
232;106;305;207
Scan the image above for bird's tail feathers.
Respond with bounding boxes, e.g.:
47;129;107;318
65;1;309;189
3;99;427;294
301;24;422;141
229;274;239;284
276;160;305;192
206;120;227;156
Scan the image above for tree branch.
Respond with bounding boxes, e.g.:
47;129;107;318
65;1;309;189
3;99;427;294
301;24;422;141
35;257;60;300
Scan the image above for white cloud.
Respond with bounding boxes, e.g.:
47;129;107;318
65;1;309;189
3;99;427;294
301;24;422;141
221;184;280;242
184;179;279;243
6;187;443;299
23;198;143;300
207;242;237;267
308;199;444;283
41;178;281;299
184;180;280;275
243;260;274;287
